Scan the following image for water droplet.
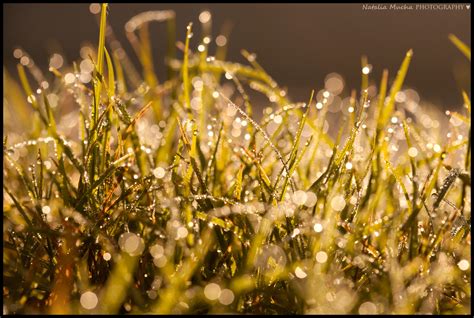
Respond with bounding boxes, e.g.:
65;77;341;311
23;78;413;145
199;11;211;23
458;259;470;271
42;206;51;214
80;291;98;310
64;73;76;85
331;195;346;212
176;227;188;240
153;255;167;268
153;167;166;179
149;244;164;258
27;95;36;104
295;266;307;279
204;283;221;301
20;56;30;66
291;228;301;238
292;190;307;206
118;232;145;256
216;35;227;47
359;301;377;314
362;66;371;75
313;223;323;233
218;288;234;305
304;192;317;207
316;251;328;263
89;3;101;14
408;147;418;158
147;290;157;299
13;48;23;59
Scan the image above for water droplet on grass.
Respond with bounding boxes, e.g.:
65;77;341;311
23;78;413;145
295;266;307;279
153;167;166;179
80;291;98;310
204;283;221;301
218;289;234;305
458;259;470;271
331;195;346;211
313;223;323;233
316;251;328;263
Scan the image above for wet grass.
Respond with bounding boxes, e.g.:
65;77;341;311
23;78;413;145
3;4;471;314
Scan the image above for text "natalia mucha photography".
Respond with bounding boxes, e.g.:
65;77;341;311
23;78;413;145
362;3;470;11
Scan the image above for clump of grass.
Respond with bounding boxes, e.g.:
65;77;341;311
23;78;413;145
3;4;471;315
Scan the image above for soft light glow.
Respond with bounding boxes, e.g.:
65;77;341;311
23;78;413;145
331;195;346;211
316;251;328;263
89;3;101;14
359;301;377;314
80;291;98;310
304;192;317;207
295;266;307;279
204;283;221;301
199;11;211;24
150;244;164;258
458;259;470;271
153;167;166;179
292;190;308;205
216;35;227;47
408;147;418;158
218;289;234;305
313;223;323;233
119;233;145;256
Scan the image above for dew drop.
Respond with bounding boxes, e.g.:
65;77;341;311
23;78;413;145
295;266;307;279
292;190;307;206
313;223;323;233
316;251;328;263
408;147;418;158
458;259;470;271
199;10;211;24
331;195;346;212
218;288;234;305
80;291;98;310
153;167;166;179
119;232;145;256
359;301;377;314
204;283;221;301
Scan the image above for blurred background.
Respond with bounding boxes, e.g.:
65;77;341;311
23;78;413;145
3;3;471;109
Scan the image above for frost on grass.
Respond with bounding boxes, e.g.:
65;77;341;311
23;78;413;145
3;5;471;315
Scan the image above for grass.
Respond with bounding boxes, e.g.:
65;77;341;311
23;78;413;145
2;5;471;315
